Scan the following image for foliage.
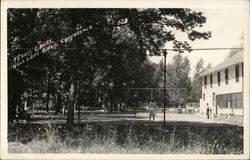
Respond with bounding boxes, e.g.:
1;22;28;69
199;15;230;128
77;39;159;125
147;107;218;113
8;8;211;123
191;58;205;102
190;59;214;103
155;54;192;106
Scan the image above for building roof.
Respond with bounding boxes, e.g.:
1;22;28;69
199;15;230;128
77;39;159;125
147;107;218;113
200;50;243;76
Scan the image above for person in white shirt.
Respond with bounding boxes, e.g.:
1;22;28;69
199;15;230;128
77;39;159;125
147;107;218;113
148;98;157;121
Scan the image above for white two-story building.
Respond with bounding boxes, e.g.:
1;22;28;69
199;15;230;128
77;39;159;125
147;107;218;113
199;50;244;116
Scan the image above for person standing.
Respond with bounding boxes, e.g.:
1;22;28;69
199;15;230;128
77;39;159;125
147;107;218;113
206;103;210;119
148;98;157;121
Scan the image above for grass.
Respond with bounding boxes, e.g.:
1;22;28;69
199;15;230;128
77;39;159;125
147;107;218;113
8;121;243;154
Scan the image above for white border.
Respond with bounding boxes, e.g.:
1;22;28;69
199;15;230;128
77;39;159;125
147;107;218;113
1;0;250;159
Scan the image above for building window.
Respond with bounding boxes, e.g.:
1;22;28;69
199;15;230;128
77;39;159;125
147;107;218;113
225;68;228;84
235;64;239;82
210;74;213;88
203;93;205;101
217;72;221;86
204;76;207;88
216;92;242;108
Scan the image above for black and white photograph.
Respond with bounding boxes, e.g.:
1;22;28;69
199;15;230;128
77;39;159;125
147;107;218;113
1;0;250;159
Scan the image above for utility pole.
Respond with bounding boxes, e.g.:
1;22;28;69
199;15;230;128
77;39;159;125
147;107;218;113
163;51;167;127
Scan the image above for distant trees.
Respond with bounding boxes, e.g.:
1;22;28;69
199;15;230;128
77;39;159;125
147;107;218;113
154;56;214;106
155;54;192;106
190;58;213;103
190;58;205;103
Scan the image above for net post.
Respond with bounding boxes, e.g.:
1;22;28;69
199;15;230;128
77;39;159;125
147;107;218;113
163;51;167;127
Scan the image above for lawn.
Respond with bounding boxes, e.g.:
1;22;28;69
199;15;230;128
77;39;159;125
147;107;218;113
8;120;243;154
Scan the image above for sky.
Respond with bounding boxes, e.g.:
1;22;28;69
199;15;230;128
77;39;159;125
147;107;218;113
149;8;244;78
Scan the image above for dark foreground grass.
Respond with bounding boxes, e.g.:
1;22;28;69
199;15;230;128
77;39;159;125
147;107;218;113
8;121;243;154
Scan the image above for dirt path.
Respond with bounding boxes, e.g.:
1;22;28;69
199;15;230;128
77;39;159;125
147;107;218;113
28;112;243;126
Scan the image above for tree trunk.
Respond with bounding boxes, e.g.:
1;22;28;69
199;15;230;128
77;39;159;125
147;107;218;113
46;73;51;112
67;72;78;125
10;91;18;121
55;92;62;114
67;50;80;125
67;82;76;124
8;70;23;121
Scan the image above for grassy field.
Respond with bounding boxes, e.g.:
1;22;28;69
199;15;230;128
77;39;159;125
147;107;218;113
8;121;243;154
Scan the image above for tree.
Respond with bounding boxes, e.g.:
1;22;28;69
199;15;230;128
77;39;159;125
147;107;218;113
155;54;192;106
8;9;43;121
191;58;205;102
205;63;213;71
190;59;213;103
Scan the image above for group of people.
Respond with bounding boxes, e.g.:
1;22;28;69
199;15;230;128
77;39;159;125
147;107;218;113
147;101;215;121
